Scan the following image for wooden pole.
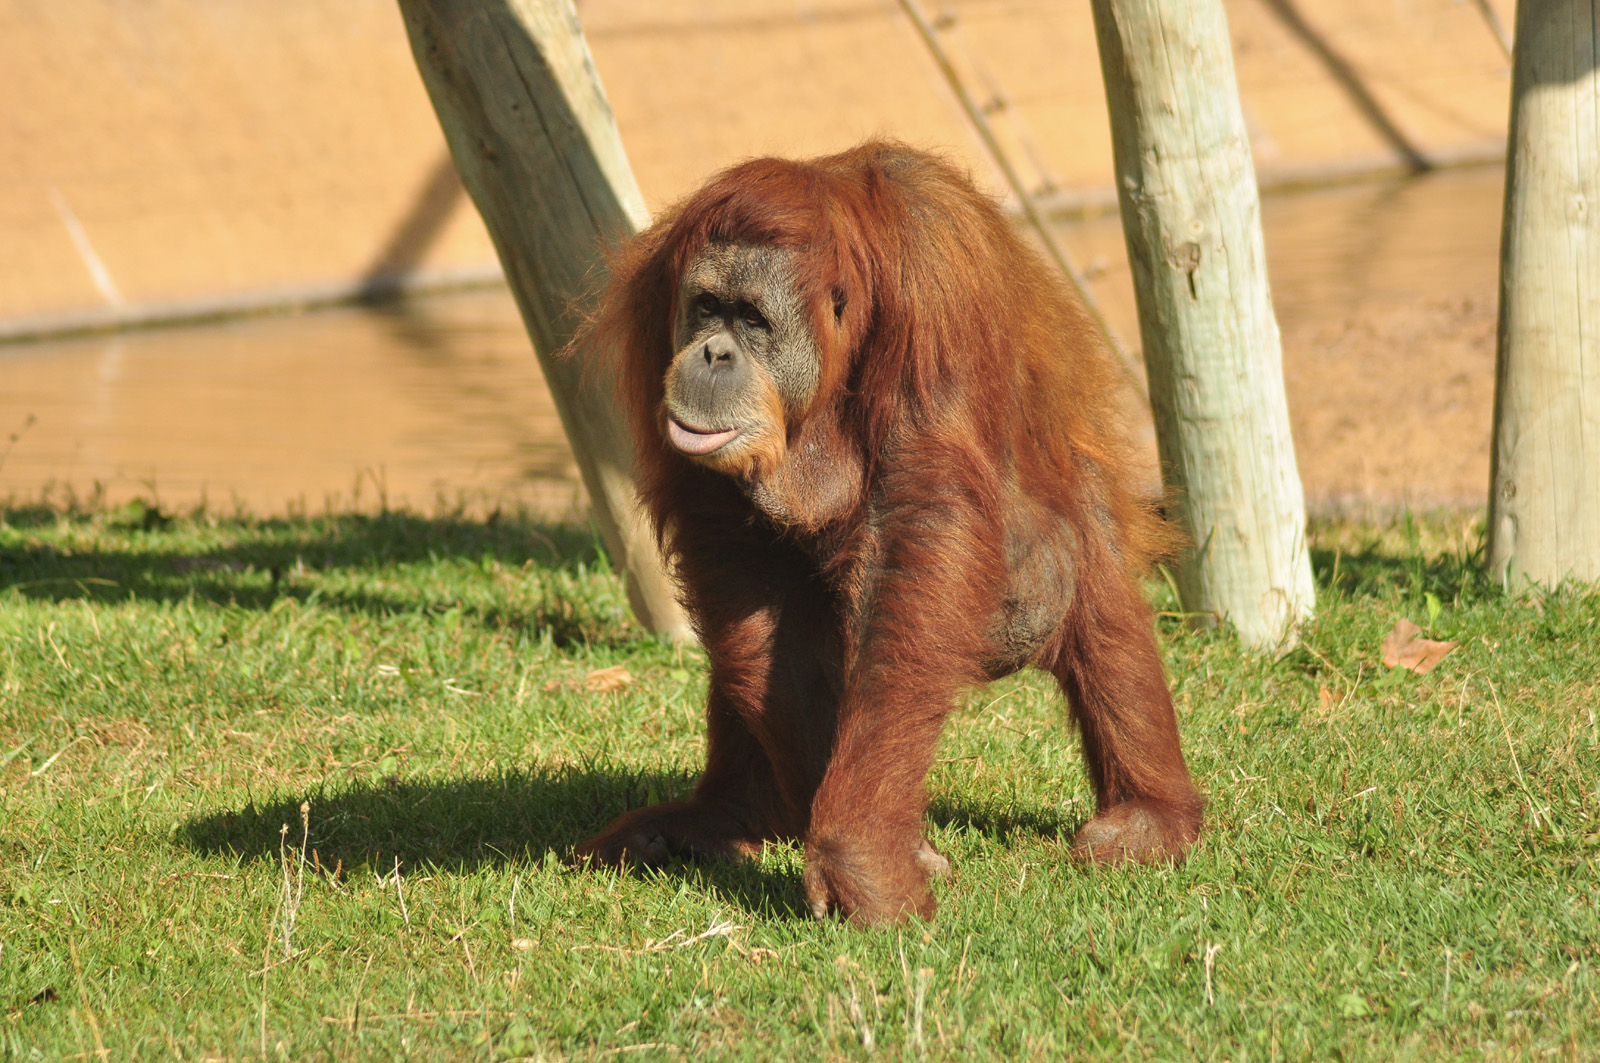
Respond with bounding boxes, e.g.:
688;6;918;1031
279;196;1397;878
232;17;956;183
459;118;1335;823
1090;0;1315;650
396;0;691;640
1488;0;1600;590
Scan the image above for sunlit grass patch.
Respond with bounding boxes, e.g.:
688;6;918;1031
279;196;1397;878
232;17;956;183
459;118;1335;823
2;503;1595;1060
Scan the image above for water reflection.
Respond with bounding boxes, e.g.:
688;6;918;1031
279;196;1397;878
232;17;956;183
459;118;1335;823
1;291;580;516
0;165;1504;517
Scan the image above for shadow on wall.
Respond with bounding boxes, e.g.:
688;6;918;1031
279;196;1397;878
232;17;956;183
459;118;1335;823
1257;0;1433;172
358;153;469;302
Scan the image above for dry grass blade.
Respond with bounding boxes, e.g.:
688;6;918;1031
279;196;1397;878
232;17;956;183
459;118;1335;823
571;918;741;955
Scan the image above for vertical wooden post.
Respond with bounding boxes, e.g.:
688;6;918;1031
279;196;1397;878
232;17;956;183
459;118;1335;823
396;0;691;640
1488;0;1600;590
1090;0;1315;650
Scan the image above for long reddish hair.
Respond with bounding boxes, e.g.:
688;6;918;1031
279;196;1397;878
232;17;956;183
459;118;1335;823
584;140;1169;573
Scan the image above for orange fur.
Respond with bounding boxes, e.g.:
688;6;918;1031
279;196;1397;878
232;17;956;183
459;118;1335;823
573;142;1201;925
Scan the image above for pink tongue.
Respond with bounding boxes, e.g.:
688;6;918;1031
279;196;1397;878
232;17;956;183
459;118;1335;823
668;419;740;455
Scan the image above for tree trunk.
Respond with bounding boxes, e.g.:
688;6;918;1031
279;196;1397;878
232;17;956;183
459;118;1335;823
1089;0;1316;650
396;0;691;640
1488;0;1600;590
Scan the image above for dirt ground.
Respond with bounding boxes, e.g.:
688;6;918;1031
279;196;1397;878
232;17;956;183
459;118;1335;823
1057;163;1505;515
1269;168;1503;514
1281;279;1497;514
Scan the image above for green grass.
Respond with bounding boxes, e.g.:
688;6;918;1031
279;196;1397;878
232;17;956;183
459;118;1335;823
1;502;1595;1061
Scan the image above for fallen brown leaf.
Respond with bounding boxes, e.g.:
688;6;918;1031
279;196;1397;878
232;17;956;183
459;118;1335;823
583;664;634;693
1380;618;1458;674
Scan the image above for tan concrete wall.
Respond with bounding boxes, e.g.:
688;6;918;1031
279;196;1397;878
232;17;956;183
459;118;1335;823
1;0;499;337
589;0;1512;209
0;0;1514;338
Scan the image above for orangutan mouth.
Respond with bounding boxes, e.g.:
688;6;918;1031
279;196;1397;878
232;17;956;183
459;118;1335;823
668;418;741;455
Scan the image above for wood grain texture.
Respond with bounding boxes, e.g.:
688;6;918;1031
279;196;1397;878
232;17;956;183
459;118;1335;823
397;0;690;638
1488;0;1600;588
1090;0;1316;649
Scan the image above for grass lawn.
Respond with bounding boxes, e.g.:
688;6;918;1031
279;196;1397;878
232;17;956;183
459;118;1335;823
1;501;1595;1061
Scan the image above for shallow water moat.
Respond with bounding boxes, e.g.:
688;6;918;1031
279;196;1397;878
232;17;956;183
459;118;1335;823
1;165;1504;518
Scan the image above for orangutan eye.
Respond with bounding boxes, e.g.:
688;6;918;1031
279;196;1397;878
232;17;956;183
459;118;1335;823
739;303;770;331
693;292;721;318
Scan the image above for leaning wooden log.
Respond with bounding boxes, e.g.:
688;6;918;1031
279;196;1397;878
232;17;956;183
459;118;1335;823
396;0;691;640
1488;0;1600;590
1090;0;1316;649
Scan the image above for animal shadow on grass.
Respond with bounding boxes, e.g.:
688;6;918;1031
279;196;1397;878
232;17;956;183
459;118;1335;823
926;797;1079;847
178;766;1084;920
178;764;816;920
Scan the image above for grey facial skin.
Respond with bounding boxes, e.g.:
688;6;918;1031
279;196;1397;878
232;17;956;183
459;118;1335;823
663;243;821;462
